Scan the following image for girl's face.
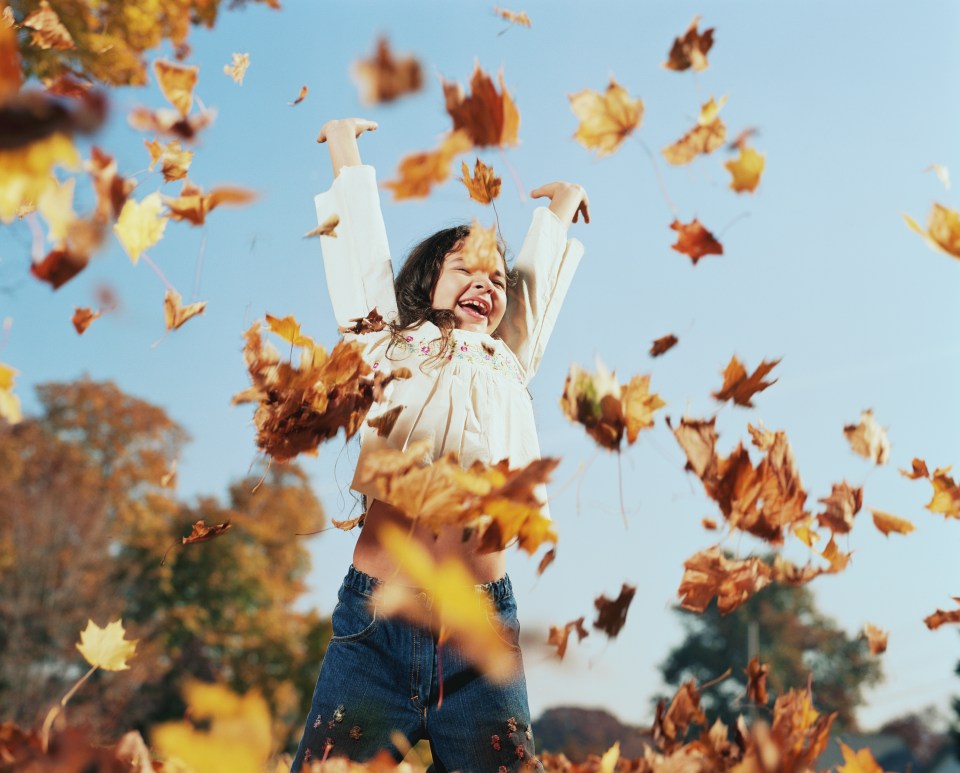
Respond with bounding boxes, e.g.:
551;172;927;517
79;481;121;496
430;248;508;334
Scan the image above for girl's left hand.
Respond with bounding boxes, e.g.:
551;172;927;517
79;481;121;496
531;182;590;228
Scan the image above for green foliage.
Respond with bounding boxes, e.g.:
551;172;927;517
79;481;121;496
658;579;883;732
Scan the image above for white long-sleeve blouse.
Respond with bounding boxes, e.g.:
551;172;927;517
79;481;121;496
314;165;583;515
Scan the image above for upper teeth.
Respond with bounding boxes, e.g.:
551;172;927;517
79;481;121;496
461;299;487;314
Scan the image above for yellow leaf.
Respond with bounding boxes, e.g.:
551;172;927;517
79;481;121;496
0;361;22;424
114;192;168;263
926;466;960;519
75;619;138;671
383;129;472;201
164;289;207;331
37;176;77;244
223;52;250;85
838;740;887;773
145;139;193;182
0;134;80;223
904;203;960;259
725;146;765;193
569;79;643;157
374;522;517;682
152;682;271;773
621;373;666;444
154;59;199;117
662;97;727;165
460;219;500;273
869;509;915;536
600;741;620;773
493;7;531;27
264;313;314;348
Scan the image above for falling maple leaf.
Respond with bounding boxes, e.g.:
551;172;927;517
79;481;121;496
745;656;769;705
837;740;890;773
862;624;888;655
820;534;853;573
592;583;636;638
736;688;837;772
547;616;589;659
75;619;138;671
144;138;193;182
899;457;930;480
650;334;678;357
670;218;723;264
303;213;339;238
114;192;168;264
87;147;135;220
289;85;308;105
153;59;199;117
843;409;890;465
460;219;500;273
128;105;216;141
652;680;706;753
711;355;779;407
494;7;531;27
924;598;960;630
72;306;103;335
223;52;250;85
374;522;518;682
442;63;519;148
664;16;714;72
569;79;643;157
0;362;22;424
725;145;766;193
164;289;207;331
662;97;727;165
353;37;423;104
903;203;960;259
869;509;915;536
560;359;664;451
367;405;403;438
162;179;256;225
338;308;386;336
926;466;960;519
460;158;501;204
30;218;104;290
181;520;231;545
264;312;314;347
23;1;74;50
678;548;773;614
816;481;863;534
383;129;472;200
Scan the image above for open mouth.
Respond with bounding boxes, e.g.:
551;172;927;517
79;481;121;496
458;297;490;321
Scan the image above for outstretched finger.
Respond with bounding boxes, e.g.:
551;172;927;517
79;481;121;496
577;195;591;224
529;184;554;201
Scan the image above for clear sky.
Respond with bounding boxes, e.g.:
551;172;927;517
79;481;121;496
3;0;959;731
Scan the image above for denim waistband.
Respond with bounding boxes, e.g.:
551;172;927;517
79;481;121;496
343;563;513;603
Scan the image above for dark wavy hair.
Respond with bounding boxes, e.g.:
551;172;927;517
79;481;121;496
387;224;516;363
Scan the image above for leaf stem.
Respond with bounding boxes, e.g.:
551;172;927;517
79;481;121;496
497;147;526;204
140;253;176;293
40;664;99;752
634;136;679;218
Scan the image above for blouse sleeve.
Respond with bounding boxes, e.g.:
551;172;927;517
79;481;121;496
497;206;584;383
313;165;399;328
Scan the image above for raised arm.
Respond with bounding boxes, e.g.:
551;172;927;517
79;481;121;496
313;118;398;329
317;117;378;177
496;181;589;382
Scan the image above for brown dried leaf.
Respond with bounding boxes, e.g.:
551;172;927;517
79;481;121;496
663;97;727;165
23;1;74;50
816;481;863;534
331;514;365;531
460;158;501;204
353;38;423;104
927;466;960;519
367;405;403;438
843;409;890;465
650;334;678;357
670;218;723;264
182;520;231;545
678;548;772;614
862;623;888;655
304;213;339;238
869;509;915;537
536;547;556;576
547;616;588;659
899;457;930;480
88;147;135;220
163;289;206;331
745;655;769;706
128;106;216;141
494;7;531;27
924;598;960;630
163;179;256;225
443;63;519;148
289;85;308;105
145;138;193;182
711;355;779;407
664;16;714;72
153;59;198;117
653;680;706;754
338;308;386;335
72;306;103;334
592;583;636;638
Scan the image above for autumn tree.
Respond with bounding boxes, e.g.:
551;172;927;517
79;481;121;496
658;578;882;732
0;378;330;751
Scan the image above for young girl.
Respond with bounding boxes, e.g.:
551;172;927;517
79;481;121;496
292;117;589;772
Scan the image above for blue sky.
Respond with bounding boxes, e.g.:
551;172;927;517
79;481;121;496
3;0;959;731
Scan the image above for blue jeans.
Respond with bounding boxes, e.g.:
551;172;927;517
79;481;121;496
291;565;543;772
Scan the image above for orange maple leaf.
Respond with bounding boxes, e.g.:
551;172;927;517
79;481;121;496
678;547;772;614
164;289;206;331
662;97;727;165
862;624;888;655
442;63;519;148
162;180;256;225
30;219;104;289
264;313;314;347
153;60;198;117
869;509;915;537
899;457;930;480
649;334;678;357
144;138;193;182
664;16;714;72
569;79;643;157
182;520;231;545
670;218;723;264
460;158;501;204
745;655;770;705
353;37;423;104
725;146;765;193
383;130;472;201
903;203;960;259
924;598;960;630
460;219;500;273
652;680;706;754
816;481;863;534
72;306;103;335
711;355;779;407
926;466;960;518
547;617;588;660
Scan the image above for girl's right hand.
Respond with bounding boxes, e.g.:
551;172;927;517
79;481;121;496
317;118;378;144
